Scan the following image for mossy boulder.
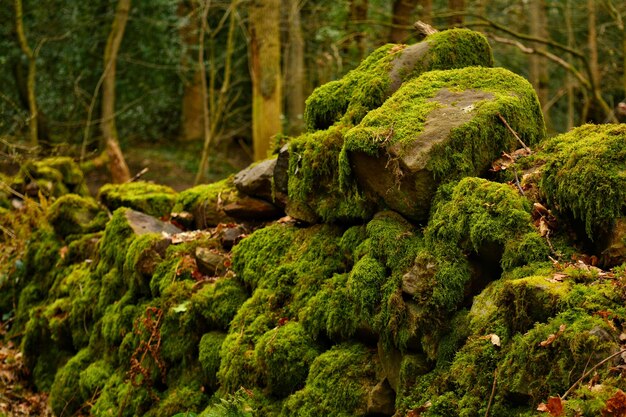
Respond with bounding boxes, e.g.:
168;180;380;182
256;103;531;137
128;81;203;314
15;156;88;198
98;181;177;218
343;67;545;221
282;343;381;416
47;194;108;238
304;29;493;131
537;124;626;239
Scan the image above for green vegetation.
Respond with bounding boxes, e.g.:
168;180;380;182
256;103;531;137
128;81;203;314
98;181;177;218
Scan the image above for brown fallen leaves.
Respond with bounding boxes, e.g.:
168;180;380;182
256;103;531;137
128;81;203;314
603;389;626;416
539;324;567;347
0;337;52;417
537;396;565;416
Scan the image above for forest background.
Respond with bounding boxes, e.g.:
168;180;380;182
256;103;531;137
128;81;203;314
2;0;626;187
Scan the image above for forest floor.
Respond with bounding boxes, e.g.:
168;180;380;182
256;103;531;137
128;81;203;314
0;322;51;417
84;139;252;195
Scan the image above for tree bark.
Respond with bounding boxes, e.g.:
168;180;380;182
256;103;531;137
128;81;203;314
419;0;433;25
194;0;212;184
249;0;282;161
529;0;550;128
179;0;203;141
448;0;465;27
102;0;131;183
14;0;38;146
284;0;305;135
349;0;368;61
390;0;419;43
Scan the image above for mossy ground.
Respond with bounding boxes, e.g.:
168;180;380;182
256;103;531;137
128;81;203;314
98;181;177;218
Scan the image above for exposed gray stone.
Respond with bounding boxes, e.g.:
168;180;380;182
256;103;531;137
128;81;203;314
195;247;227;276
234;158;277;202
125;209;182;236
367;378;396;416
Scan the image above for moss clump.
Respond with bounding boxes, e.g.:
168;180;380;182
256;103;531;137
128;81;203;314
300;272;360;340
50;348;93;416
191;278;249;330
499;312;620;403
47;194;108;238
171;177;238;228
254;322;320;397
304;29;493;131
348;255;386;324
539;124;626;238
90;371;153;417
79;359;113;404
287;126;375;223
98;181;177;218
17;156;89;197
199;331;227;389
426;178;546;263
282;343;379;416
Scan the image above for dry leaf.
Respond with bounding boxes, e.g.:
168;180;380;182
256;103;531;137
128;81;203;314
539;217;550;237
602;389;626;416
539;325;566;347
537;396;564;416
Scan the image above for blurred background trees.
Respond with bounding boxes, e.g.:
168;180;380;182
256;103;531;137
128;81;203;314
2;0;626;184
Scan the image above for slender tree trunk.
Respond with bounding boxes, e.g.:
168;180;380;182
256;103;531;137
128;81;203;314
448;0;465;27
529;0;550;128
102;0;131;183
284;0;305;135
588;0;600;92
349;0;368;61
390;0;419;43
179;0;203;141
249;0;282;161
14;0;38;146
565;0;575;129
194;0;212;184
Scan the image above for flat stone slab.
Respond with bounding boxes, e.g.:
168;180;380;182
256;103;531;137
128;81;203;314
125;209;182;236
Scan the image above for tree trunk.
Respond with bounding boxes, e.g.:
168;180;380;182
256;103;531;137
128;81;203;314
349;0;368;61
194;0;212;184
284;0;305;135
390;0;419;43
418;0;433;25
448;0;465;27
529;0;550;128
179;0;203;141
14;0;38;146
249;0;282;161
102;0;131;183
565;0;575;130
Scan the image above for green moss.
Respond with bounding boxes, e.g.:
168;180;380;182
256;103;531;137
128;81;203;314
47;194;108;238
98;208;136;271
199;331;227;389
254;322;320;397
304;29;493;131
539;124;626;238
171;177;238;227
282;343;379;416
65;232;102;264
148;383;207;417
287;126;375;223
79;359;113;403
91;371;153;417
348;255;386;323
366;211;422;272
343;67;545;194
19;156;88;197
300;272;360;340
191;278;249;330
101;295;139;348
50;348;93;416
496;312;619;408
98;181;177;218
426;178;545;265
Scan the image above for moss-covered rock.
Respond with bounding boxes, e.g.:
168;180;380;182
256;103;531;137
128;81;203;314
304;29;493;131
47;194;108;238
50;347;93;416
343;67;545;220
199;331;227;389
16;156;88;198
98;181;177;218
538;124;626;239
254;322;320;397
282;343;380;416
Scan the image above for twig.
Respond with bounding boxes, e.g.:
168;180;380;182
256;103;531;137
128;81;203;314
497;113;531;153
414;20;438;37
561;348;626;400
513;168;524;196
485;368;498;417
126;167;149;183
